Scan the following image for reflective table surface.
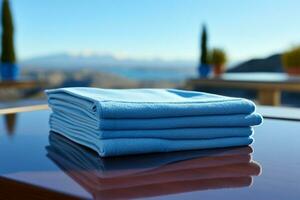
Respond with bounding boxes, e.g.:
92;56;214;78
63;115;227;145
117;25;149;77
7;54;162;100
0;110;300;199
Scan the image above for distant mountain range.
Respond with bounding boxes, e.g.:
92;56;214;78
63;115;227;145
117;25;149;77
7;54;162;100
20;53;196;69
228;53;283;73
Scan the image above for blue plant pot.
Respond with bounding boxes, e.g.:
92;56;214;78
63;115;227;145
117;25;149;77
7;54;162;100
1;63;19;80
198;64;211;78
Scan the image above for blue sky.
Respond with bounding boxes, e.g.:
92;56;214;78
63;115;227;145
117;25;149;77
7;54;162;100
10;0;300;62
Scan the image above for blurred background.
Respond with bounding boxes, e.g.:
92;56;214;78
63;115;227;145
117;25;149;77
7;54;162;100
1;0;300;108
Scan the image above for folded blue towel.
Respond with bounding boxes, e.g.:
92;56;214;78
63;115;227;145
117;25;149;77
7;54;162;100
46;88;257;119
49;106;261;133
50;128;253;157
46;87;262;157
50;113;253;139
50;109;261;130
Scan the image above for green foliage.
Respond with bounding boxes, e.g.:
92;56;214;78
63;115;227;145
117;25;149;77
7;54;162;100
282;46;300;68
1;0;16;63
211;48;227;65
200;24;209;65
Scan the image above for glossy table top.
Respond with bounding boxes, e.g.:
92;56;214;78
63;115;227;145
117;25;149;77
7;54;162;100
1;110;300;199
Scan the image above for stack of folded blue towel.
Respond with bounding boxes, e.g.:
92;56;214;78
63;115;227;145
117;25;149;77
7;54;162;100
46;88;263;157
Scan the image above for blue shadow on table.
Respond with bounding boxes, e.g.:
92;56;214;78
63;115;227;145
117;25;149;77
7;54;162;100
46;132;262;199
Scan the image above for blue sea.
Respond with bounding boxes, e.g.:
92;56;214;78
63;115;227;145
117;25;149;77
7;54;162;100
98;66;198;82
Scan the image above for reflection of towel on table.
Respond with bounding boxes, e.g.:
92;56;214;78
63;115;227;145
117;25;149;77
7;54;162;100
47;132;261;199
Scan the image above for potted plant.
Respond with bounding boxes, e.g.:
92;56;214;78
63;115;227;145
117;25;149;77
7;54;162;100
198;24;211;77
282;46;300;75
0;0;18;80
211;48;227;76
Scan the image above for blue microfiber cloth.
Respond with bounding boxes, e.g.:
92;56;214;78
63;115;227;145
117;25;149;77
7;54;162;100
50;109;261;130
50;126;254;157
46;88;257;119
50;112;254;139
46;88;262;130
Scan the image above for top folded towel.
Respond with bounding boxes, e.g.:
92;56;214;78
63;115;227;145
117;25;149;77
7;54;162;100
46;88;256;119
